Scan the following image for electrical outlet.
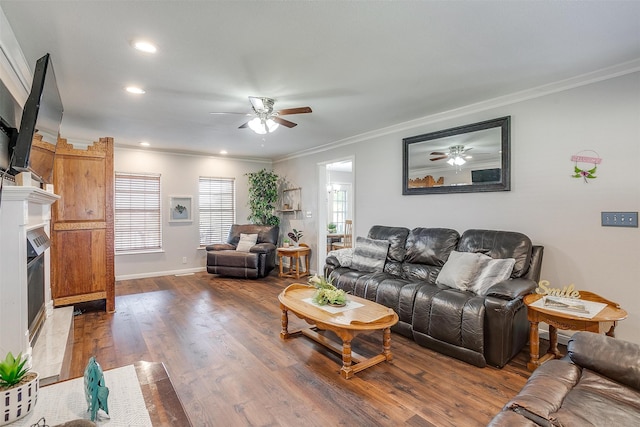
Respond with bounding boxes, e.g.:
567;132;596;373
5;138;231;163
182;256;187;264
601;212;638;227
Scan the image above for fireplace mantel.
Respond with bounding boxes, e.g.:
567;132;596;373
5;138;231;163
0;185;59;358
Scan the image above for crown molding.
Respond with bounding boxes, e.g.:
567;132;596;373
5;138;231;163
275;58;640;163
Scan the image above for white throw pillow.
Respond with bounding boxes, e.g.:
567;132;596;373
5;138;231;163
328;248;354;268
235;233;258;252
435;251;486;291
468;257;516;296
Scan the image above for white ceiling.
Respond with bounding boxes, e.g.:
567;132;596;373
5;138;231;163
1;1;639;161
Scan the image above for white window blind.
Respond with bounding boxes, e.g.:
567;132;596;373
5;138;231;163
114;172;161;253
199;177;235;246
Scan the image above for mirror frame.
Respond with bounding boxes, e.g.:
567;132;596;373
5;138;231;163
402;116;511;195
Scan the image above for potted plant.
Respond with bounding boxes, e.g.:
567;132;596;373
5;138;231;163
0;352;39;426
283;238;290;248
308;275;347;307
327;223;337;233
246;169;280;226
287;229;303;246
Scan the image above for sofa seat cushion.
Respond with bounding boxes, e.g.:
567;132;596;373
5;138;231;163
412;286;485;353
207;250;258;269
504;359;640;426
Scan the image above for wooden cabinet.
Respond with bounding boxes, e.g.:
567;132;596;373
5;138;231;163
51;137;114;311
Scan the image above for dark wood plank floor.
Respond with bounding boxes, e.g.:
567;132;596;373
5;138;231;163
67;272;539;426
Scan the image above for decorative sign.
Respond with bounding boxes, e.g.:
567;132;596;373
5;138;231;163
571;150;602;183
535;280;581;299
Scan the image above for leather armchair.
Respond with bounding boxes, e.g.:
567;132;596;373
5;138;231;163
206;224;279;278
489;331;640;426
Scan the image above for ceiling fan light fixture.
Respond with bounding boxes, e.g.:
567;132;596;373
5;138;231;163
266;118;279;133
248;117;267;134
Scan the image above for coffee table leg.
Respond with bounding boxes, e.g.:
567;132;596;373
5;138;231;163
280;306;290;339
340;339;354;379
383;327;393;361
528;321;540;371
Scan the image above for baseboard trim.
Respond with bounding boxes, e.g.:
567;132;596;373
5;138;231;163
116;267;206;281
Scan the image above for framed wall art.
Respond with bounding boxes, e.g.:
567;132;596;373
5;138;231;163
169;195;192;222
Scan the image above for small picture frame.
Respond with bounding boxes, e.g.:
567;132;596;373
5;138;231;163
169;195;192;222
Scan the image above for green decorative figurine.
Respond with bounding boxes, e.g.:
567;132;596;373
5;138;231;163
84;357;109;422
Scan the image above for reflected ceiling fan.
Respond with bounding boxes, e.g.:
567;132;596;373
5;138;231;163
430;145;472;166
212;96;312;134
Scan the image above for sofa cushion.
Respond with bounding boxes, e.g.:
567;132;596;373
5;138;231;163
468;257;516;295
367;225;410;262
458;229;532;278
405;227;459;266
435;250;485;290
351;236;390;272
236;233;258;252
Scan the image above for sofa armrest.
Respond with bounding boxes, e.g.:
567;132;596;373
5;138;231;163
325;255;340;268
486;278;537;300
250;242;276;254
568;331;640;391
206;243;235;251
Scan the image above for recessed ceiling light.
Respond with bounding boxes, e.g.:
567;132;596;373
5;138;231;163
220;150;227;155
131;40;157;54
126;86;145;94
139;141;150;147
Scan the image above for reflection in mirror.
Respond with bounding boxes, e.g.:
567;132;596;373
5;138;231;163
403;116;510;194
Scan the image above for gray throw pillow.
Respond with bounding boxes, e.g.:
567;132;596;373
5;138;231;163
435;250;486;290
351;236;389;272
468;257;516;295
235;233;258;252
327;248;354;268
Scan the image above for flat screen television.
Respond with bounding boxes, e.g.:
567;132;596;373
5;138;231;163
471;168;501;184
10;53;63;183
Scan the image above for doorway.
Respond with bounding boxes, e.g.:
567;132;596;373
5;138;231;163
317;157;354;271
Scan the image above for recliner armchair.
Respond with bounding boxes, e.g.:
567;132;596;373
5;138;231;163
206;224;279;278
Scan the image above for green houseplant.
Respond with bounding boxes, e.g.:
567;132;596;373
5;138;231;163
0;352;39;426
246;169;280;226
308;275;347;306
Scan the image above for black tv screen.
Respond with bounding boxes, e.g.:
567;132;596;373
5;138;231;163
11;53;63;183
472;168;501;184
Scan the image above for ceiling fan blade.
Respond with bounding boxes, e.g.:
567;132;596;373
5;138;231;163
272;116;297;128
277;107;312;115
430;156;448;161
238;122;249;129
430;151;446;155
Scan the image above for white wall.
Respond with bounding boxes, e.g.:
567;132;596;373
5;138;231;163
114;147;271;279
274;72;640;344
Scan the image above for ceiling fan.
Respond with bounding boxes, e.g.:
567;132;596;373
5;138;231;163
430;145;472;166
212;96;312;134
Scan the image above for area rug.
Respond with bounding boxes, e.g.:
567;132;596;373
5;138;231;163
13;364;153;426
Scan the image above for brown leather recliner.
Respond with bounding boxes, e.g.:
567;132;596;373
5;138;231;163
206;224;279;278
489;331;640;426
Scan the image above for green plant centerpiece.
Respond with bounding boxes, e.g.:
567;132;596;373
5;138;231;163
246;168;280;226
0;352;39;426
308;274;347;307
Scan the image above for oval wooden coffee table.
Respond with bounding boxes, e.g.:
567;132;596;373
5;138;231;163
278;284;399;379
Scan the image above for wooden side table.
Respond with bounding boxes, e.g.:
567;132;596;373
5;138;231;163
277;244;311;279
524;291;627;371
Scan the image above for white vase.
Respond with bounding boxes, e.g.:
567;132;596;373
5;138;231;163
0;373;39;426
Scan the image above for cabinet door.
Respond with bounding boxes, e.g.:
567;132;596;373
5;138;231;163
51;138;114;311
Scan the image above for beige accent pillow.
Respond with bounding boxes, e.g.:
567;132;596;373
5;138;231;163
435;250;485;291
236;233;258;252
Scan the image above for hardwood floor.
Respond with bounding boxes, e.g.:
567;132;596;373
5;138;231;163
67;272;536;426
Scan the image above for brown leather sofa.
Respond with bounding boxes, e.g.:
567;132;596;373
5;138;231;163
325;226;543;367
489;331;640;426
206;224;279;278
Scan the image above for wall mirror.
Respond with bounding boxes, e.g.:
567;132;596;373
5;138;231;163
403;116;510;195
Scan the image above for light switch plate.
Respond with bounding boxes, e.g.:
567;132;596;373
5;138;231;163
601;212;638;227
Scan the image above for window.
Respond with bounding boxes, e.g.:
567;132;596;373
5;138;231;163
114;172;161;253
199;177;235;246
331;188;348;233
